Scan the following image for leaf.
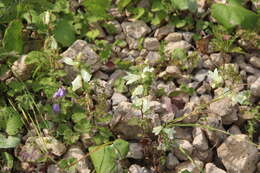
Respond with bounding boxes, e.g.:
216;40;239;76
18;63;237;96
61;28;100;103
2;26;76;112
3;20;23;53
80;69;92;82
53;19;76;47
89;139;129;173
86;29;100;40
6;115;23;135
130;8;145;21
71;113;86;123
132;85;144;97
1;152;14;169
152;126;163;135
171;0;197;12
71;75;82;91
181;170;191;173
211;3;259;29
63;57;78;66
123;73;141;85
83;0;111;22
117;0;131;10
74;119;92;133
0;134;20;148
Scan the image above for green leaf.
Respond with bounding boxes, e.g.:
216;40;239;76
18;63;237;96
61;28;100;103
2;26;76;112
83;0;111;22
74;119;92;133
181;170;191;173
152;126;163;135
6;115;23;135
171;0;197;12
81;69;92;83
211;3;259;29
53;19;76;47
71;75;82;91
86;29;100;40
89;139;129;173
1;152;14;170
132;85;144;97
0;134;20;148
130;8;145;21
71;113;86;123
3;20;23;53
123;73;141;85
117;0;131;10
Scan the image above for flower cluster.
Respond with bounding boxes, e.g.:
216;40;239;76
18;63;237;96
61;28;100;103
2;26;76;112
52;87;66;113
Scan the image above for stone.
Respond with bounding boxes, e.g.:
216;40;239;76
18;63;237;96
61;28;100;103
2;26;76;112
164;41;192;56
247;75;257;85
47;164;64;173
227;125;241;135
126;36;139;49
143;37;160;51
127;143;144;159
217;134;258;173
64;146;91;173
109;7;124;18
89;23;106;38
194;69;208;82
109;69;126;85
35;137;66;156
182;32;194;42
60;40;101;81
192;127;209;151
210;53;231;66
250;77;260;97
145;51;161;66
192;149;213;162
175;158;204;173
91;79;113;98
128;50;140;58
154;25;175;40
235;55;260;75
164;32;182;43
121;21;151;39
137;0;151;9
106;20;122;34
200;114;227;147
166;153;179;169
128;164;150;173
182;96;201;123
209;97;238;125
11;55;33;81
94;71;109;80
110;102;143;140
249;56;260;69
156;81;176;96
111;92;128;106
165;65;182;77
174;127;193;142
205;163;226;173
257;161;260;173
173;139;193;161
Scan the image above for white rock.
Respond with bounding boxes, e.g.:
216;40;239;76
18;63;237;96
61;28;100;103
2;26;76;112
175;158;204;173
127;143;144;159
164;41;192;56
47;164;64;173
205;163;226;173
64;146;91;173
250;77;260;97
192;127;209;151
128;164;150;173
145;51;161;66
173;139;193;161
154;25;175;40
143;37;160;51
121;21;151;39
111;92;128;106
164;32;183;43
217;134;258;173
194;69;208;82
182;32;194;42
165;65;182;77
249;56;260;69
166;153;179;169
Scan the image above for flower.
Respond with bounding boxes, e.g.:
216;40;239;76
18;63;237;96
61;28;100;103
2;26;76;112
53;87;66;99
52;104;60;113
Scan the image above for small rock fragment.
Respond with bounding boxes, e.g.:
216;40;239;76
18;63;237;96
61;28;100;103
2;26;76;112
205;163;226;173
11;55;33;80
127;143;144;159
154;25;175;40
164;32;183;43
121;21;151;39
175;158;204;173
173;139;193;161
145;51;161;66
166;153;179;169
143;37;160;51
250;77;260;97
217;134;258;173
164;41;192;56
111;92;128;106
128;164;150;173
192;127;209;151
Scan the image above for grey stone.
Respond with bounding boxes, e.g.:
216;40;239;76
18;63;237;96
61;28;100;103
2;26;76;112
164;41;192;56
111;92;128;106
115;33;126;41
164;32;182;43
154;25;175;40
127;143;144;159
128;50;140;58
137;0;151;9
128;164;150;173
175;158;204;173
94;71;109;80
64;146;91;173
126;36;139;49
194;69;208;82
210;53;231;66
165;65;182;77
209;97;238;125
192;149;213;162
109;69;126;85
173;139;193;161
143;37;160;51
182;96;201;123
121;21;151;39
235;55;260;76
257;161;260;173
139;49;148;57
47;164;64;173
217;134;258;173
145;51;161;66
250;77;260;97
200;114;227;147
156;81;176;95
227;125;241;135
174;127;193;142
11;55;33;81
205;163;226;173
247;75;257;85
192;127;209;151
249;56;260;69
182;32;193;42
166;153;179;169
60;40;101;81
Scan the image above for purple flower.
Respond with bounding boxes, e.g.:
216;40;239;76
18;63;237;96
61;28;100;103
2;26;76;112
52;104;60;113
53;87;66;99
